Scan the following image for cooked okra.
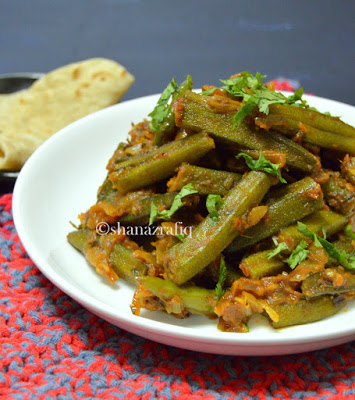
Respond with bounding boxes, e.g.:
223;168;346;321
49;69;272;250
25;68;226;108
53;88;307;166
68;71;355;333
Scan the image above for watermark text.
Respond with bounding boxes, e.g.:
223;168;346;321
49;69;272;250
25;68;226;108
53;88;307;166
96;221;192;238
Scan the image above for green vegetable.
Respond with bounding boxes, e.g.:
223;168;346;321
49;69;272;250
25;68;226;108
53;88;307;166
256;115;355;154
179;91;318;172
208;72;311;126
322;172;355;214
215;257;228;300
206;194;224;222
148;78;178;131
110;132;215;193
162;171;274;285
345;224;355;240
149;183;198;225
175;233;186;242
301;268;355;298
67;229;147;284
167;163;241;196
271;296;345;329
269;103;355;138
227;177;324;253
267;237;289;259
297;222;355;270
137;276;216;316
152;76;193;146
236;152;286;183
275;210;347;252
119;193;177;226
288;240;309;269
241;250;286;279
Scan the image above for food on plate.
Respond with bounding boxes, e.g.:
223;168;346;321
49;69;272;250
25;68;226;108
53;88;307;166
0;58;134;171
68;72;355;332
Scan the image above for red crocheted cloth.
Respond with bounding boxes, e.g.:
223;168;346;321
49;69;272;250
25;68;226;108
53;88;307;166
1;193;354;399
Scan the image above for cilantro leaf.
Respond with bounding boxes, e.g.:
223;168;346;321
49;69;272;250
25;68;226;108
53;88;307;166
267;237;289;259
288;240;309;269
232;97;258;126
201;87;219;96
215;256;228;301
204;71;315;125
297;222;355;270
175;233;186;242
148;78;178;131
149;183;198;225
322;227;327;240
149;203;159;226
236;152;287;183
345;224;355;240
286;88;307;106
206;194;224;223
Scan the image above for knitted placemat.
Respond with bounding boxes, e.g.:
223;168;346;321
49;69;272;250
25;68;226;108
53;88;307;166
1;193;355;399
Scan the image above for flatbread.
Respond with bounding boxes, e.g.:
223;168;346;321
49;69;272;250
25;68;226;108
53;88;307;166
0;58;134;171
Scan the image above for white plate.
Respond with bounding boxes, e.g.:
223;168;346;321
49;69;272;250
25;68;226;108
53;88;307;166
13;93;355;356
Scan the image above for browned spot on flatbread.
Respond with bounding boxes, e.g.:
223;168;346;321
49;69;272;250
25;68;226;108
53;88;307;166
75;83;90;97
72;66;81;79
92;71;114;81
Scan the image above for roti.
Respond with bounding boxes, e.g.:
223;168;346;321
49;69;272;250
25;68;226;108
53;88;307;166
0;58;134;171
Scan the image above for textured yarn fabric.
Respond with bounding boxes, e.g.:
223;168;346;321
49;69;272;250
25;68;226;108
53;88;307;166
1;194;355;399
1;81;355;399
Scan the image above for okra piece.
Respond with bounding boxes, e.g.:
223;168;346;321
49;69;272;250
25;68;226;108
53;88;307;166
67;229;89;252
269;103;355;138
153;76;193;146
67;229;147;283
256;115;355;154
341;155;355;186
119;193;177;226
239;211;347;279
271;295;345;328
322;172;355;215
137;276;216;316
198;148;224;170
162;171;274;285
178;92;318;172
167;163;242;196
330;237;355;255
226;177;324;253
97;178;118;203
225;267;243;287
239;250;286;280
301;268;355;298
109;132;215;193
276;210;348;251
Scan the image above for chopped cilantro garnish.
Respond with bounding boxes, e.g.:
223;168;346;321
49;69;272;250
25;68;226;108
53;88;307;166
148;78;178;131
215;256;228;301
201;87;219;96
297;222;355;270
206;194;224;223
345;224;355;240
203;72;318;125
288;240;309;270
149;183;198;225
267;237;289;259
236;152;287;183
322;227;327;240
175;233;186;242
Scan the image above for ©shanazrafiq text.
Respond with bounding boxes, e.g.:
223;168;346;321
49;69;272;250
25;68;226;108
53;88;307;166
96;221;192;238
